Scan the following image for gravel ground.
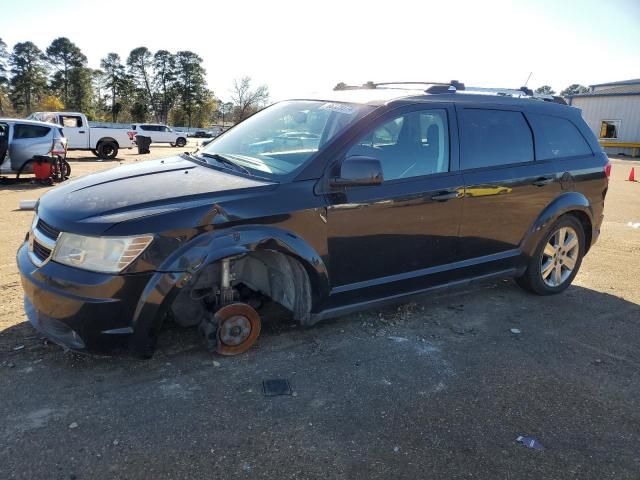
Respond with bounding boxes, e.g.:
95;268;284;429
1;146;639;479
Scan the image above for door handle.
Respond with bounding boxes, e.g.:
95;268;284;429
532;176;554;187
431;191;461;202
78;130;86;134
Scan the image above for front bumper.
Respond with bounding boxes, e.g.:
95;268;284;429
17;242;154;354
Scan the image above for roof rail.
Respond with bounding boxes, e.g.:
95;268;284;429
333;80;567;104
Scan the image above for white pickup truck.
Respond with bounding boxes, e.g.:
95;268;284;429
28;112;135;159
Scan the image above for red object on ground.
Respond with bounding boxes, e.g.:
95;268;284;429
628;167;636;182
33;158;52;180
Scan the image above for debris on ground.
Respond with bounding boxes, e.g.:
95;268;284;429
69;422;79;429
262;379;292;397
13;344;25;351
516;435;544;449
388;336;409;343
18;199;37;210
450;325;474;335
510;328;522;334
212;361;221;368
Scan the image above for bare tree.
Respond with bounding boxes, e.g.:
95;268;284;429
231;76;269;122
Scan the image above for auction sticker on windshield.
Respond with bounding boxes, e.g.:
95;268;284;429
319;103;357;114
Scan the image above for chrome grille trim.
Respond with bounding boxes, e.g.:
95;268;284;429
28;214;58;267
32;226;56;250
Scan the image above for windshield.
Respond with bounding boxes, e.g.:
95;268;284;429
200;100;374;177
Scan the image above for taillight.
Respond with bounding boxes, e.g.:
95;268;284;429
51;139;67;156
604;162;611;178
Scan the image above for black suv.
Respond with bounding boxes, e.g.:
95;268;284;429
18;82;609;357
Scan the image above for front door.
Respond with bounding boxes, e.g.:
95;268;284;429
59;114;87;149
326;105;464;301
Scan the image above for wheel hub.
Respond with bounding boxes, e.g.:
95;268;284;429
214;303;261;356
218;315;251;346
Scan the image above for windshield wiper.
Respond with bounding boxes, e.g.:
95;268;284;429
196;152;251;175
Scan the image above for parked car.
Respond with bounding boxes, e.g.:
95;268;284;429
0;119;68;178
18;81;609;358
193;130;210;138
131;124;187;147
28;112;135;159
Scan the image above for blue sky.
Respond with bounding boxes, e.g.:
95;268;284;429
2;0;639;101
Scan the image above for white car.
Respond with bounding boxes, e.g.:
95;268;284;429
131;124;188;147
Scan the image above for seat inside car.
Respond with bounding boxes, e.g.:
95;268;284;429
0;125;8;163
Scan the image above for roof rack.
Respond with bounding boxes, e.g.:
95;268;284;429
368;80;466;93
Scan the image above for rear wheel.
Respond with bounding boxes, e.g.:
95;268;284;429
97;141;118;160
175;137;187;147
516;215;585;295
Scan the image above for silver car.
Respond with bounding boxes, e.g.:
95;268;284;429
0;119;67;177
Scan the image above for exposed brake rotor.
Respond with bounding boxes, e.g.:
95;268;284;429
215;303;261;356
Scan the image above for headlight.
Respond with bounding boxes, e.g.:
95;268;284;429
52;233;154;273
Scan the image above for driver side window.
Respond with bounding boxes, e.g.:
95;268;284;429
347;109;449;181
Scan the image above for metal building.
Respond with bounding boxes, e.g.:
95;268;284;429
568;79;640;157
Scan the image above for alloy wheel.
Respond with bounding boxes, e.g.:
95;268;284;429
540;226;580;287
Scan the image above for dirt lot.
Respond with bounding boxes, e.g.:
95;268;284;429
1;146;639;479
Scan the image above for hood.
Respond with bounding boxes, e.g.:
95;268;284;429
37;156;275;234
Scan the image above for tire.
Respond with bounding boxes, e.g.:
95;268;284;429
97;141;118;160
61;159;71;179
516;215;585;295
91;149;99;157
175;137;187;147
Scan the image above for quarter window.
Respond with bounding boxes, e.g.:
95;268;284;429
13;124;50;139
527;113;592;159
347;109;450;180
461;109;533;169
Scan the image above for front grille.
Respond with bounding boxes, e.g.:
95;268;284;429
32;241;52;262
29;215;59;267
36;219;60;241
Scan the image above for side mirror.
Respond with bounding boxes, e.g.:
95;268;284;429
330;155;384;187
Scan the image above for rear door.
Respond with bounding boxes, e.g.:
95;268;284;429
138;125;155;142
326;104;464;301
9;123;52;170
58;114;87;148
457;106;560;261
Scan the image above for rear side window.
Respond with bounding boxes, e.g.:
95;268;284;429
527;113;592;160
461;109;533;169
60;116;83;128
13;124;50;139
